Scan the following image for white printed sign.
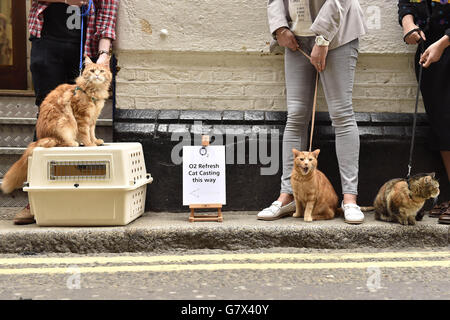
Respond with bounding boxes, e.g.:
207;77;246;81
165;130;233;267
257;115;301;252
183;146;226;206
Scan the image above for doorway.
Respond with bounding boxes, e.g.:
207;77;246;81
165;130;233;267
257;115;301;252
0;0;27;90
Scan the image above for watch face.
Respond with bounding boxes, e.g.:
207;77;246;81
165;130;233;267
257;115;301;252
316;36;328;46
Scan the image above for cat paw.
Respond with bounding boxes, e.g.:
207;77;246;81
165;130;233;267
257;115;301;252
304;216;313;222
94;139;104;146
293;211;301;218
80;143;97;147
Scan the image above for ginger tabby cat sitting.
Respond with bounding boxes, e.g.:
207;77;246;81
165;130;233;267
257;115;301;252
1;56;111;194
291;149;339;222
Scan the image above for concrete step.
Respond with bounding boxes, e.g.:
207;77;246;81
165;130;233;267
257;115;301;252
0;122;113;147
0;149;27;207
0;96;113;119
0;210;447;253
0;190;27;208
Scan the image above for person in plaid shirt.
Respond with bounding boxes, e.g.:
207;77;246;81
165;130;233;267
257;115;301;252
13;0;118;225
29;0;118;107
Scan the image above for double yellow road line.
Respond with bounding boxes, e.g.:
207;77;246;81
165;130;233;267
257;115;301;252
0;251;448;275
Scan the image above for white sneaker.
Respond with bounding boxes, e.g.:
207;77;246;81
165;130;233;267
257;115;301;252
257;201;296;221
342;201;364;224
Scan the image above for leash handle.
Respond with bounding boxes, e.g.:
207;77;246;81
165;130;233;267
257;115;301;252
403;28;421;43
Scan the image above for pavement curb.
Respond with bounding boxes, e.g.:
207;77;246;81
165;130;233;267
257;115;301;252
0;211;448;254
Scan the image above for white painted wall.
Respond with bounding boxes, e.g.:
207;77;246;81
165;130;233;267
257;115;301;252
115;0;414;54
115;0;422;113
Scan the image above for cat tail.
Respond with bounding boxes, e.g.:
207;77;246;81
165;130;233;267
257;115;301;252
336;206;375;216
1;138;58;194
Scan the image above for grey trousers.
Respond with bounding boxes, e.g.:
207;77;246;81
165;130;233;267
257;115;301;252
281;38;360;195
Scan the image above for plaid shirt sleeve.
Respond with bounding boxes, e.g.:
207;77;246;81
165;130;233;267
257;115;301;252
28;1;47;38
93;0;118;40
85;0;118;57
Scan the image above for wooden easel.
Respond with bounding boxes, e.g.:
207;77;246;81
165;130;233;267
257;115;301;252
188;135;224;222
189;203;223;222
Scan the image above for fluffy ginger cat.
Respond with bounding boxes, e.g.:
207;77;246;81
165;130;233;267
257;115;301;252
374;173;439;225
1;56;112;194
291;149;339;222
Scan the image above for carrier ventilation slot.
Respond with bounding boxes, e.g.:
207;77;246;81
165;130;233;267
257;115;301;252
48;161;110;181
131;188;145;218
130;151;145;182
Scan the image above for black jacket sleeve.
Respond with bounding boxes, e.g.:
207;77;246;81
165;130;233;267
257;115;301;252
398;0;418;26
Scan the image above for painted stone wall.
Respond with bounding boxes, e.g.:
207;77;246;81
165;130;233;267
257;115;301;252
115;0;423;113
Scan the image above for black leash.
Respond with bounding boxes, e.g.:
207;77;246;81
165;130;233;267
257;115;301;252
111;54;118;142
410;0;439;221
406;0;431;180
406;40;424;180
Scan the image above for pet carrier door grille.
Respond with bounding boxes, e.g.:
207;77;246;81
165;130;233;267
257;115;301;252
48;160;110;181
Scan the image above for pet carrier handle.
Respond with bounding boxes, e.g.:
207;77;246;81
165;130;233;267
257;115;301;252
129;173;153;186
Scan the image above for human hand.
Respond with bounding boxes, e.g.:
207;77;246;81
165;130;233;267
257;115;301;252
275;27;299;51
420;38;447;68
310;44;328;72
96;53;111;66
64;0;89;6
403;24;426;45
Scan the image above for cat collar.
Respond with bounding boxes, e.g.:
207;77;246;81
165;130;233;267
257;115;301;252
74;86;97;102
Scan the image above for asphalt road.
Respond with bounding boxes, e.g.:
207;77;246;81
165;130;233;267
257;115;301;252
0;247;449;300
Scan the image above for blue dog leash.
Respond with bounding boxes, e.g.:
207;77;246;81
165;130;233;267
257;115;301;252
79;0;95;75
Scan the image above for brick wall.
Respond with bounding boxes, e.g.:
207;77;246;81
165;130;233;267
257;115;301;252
116;51;424;113
114;0;424;113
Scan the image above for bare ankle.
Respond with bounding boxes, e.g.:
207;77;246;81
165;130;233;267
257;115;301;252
343;194;357;205
277;193;294;206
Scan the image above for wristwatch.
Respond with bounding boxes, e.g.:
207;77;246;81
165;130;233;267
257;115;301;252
98;49;112;57
273;27;289;40
315;35;330;47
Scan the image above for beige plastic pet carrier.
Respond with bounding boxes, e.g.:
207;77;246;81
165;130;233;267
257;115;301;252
23;143;153;226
